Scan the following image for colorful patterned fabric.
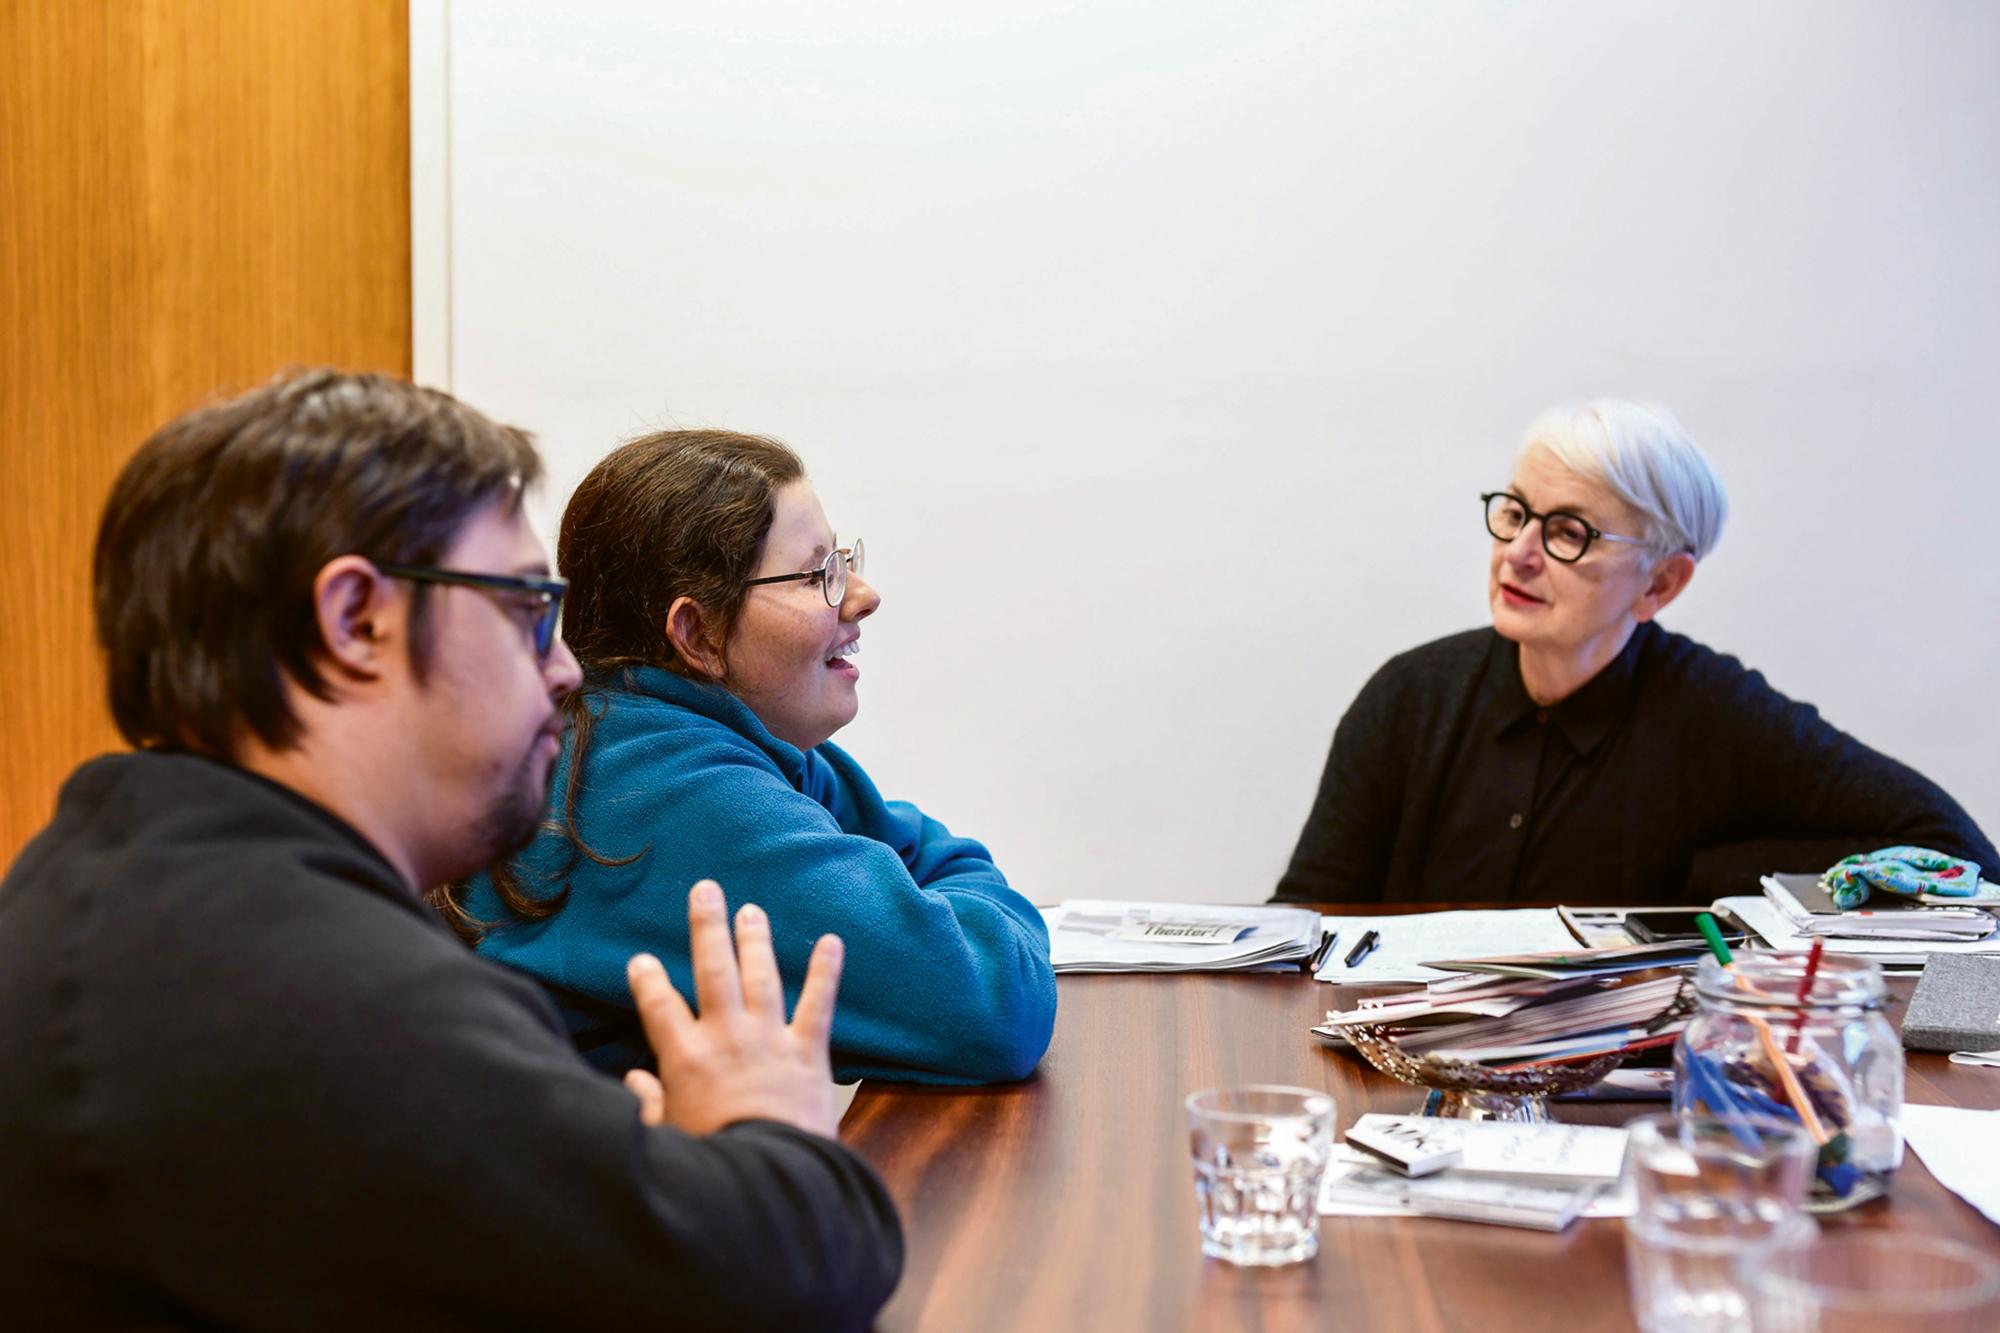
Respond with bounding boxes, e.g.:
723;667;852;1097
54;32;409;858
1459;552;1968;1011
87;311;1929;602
1821;845;1983;910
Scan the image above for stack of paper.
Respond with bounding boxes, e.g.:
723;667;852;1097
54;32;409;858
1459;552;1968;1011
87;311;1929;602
1040;900;1322;973
1424;938;1716;979
1725;893;2000;967
1795;911;1997;941
1318;1115;1629;1230
1760;875;2000;942
1316;966;1688;1066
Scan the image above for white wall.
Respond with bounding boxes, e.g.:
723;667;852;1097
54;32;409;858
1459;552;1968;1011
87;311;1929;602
429;1;1999;905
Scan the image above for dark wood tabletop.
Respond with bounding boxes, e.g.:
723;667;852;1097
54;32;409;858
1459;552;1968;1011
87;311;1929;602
842;906;2000;1333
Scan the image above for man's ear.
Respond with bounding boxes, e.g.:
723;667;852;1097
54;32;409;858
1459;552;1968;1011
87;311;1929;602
312;556;400;680
665;595;726;679
1631;551;1696;624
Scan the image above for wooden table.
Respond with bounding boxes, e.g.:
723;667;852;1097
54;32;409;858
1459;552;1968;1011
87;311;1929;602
843;915;2000;1332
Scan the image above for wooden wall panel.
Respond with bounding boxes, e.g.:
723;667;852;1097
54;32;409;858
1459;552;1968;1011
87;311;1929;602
0;0;411;867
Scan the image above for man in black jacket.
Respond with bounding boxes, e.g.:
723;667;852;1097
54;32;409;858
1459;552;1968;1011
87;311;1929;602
0;371;903;1329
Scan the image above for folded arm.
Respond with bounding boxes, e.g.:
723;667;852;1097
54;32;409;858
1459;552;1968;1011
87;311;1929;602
555;738;1056;1085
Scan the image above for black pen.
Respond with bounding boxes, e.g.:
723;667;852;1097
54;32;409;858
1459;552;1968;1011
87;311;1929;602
1343;929;1381;968
1305;929;1339;973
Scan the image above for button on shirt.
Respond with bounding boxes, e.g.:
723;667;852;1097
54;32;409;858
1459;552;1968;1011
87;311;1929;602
1420;631;1644;902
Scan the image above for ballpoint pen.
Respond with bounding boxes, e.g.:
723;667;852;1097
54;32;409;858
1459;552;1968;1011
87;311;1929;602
1343;929;1381;968
1305;929;1339;973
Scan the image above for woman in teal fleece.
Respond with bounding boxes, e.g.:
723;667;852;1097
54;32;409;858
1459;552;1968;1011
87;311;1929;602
455;430;1055;1084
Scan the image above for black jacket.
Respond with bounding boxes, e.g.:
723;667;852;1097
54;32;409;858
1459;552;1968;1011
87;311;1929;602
1275;624;1997;905
0;752;902;1330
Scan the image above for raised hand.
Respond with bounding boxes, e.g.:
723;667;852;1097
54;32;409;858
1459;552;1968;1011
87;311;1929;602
623;880;844;1140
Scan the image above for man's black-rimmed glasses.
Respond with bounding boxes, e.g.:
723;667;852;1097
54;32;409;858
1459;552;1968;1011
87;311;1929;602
375;564;568;658
1480;492;1645;564
744;538;865;608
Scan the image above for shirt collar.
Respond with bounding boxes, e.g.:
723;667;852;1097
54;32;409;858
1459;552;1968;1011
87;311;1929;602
1483;624;1650;755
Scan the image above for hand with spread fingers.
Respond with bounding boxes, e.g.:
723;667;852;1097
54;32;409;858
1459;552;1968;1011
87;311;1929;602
623;880;844;1140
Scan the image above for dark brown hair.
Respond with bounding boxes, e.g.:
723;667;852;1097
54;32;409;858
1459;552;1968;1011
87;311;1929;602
460;429;805;932
94;369;541;758
558;428;805;681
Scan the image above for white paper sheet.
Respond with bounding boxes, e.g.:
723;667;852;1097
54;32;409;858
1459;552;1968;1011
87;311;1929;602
1901;1102;2000;1227
1312;909;1579;984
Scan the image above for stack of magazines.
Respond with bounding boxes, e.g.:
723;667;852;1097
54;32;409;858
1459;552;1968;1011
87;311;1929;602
1040;900;1322;973
1313;941;1698;1066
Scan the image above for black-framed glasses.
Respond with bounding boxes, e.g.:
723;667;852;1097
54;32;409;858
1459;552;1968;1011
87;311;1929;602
1481;492;1645;564
744;538;865;608
375;563;568;658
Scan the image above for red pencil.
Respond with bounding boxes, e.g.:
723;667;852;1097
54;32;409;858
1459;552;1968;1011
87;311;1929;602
1787;936;1825;1055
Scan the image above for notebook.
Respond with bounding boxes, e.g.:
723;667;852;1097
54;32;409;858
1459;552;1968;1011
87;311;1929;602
1902;954;2000;1053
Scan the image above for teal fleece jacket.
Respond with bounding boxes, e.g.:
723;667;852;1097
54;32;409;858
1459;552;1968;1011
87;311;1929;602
463;668;1056;1085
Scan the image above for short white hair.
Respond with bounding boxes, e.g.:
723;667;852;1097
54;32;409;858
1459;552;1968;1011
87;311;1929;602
1517;400;1728;561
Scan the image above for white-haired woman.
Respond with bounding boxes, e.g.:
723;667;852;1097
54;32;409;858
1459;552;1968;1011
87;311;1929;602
1274;400;1996;905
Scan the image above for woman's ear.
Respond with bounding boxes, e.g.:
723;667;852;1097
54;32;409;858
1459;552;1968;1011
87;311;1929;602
665;596;726;679
312;555;398;680
1632;551;1696;624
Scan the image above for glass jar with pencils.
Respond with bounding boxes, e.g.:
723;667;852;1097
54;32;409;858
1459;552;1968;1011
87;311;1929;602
1674;950;1904;1211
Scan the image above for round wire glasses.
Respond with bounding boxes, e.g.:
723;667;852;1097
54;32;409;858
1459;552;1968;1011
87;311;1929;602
1481;492;1644;564
744;538;865;607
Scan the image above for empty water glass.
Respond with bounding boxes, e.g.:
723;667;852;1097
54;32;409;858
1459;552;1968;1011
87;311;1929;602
1744;1233;2000;1332
1185;1085;1334;1266
1623;1112;1817;1333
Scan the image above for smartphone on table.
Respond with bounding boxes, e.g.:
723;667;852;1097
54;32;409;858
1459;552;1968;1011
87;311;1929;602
1623;908;1750;946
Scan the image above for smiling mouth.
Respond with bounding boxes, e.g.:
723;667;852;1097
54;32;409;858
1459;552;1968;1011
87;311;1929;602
826;640;860;670
1500;582;1546;605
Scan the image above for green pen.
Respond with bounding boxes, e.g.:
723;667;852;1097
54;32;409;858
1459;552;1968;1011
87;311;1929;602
1695;912;1734;966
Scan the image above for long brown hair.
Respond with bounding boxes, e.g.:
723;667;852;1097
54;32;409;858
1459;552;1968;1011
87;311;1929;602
436;429;805;936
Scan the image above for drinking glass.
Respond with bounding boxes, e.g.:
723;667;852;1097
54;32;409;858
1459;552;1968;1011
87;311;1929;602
1744;1233;2000;1332
1623;1112;1817;1333
1185;1085;1333;1266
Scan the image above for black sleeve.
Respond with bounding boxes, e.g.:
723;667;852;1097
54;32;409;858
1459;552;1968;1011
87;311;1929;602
122;937;904;1333
1272;662;1409;903
1691;662;1999;893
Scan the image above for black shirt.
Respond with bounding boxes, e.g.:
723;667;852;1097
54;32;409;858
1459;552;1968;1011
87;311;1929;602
0;751;903;1330
1274;624;1997;906
1428;626;1648;899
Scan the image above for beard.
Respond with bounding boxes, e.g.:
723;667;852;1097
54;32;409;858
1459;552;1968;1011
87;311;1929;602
468;735;559;869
